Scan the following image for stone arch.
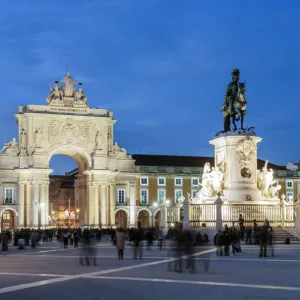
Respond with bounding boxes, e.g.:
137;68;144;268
115;208;128;229
137;208;151;228
0;208;19;217
47;144;92;173
1;208;17;232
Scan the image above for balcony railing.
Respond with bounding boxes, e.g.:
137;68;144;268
4;198;14;205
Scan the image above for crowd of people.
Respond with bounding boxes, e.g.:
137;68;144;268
0;215;276;264
213;215;274;257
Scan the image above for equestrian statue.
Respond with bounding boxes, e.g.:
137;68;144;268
221;69;247;132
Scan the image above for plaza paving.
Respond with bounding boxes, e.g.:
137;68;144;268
0;241;300;299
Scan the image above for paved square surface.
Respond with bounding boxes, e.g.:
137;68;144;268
0;241;300;299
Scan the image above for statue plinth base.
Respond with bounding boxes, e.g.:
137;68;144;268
210;132;262;203
34;147;45;154
93;149;104;156
19;148;27;156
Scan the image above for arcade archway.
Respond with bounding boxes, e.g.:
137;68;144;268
137;209;151;228
48;145;91;228
1;210;16;232
115;209;128;228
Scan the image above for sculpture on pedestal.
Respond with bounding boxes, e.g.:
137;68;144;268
58;72;82;97
34;128;43;148
0;138;19;154
95;130;103;150
257;160;281;199
196;161;225;200
20;128;27;149
221;69;247;132
75;87;87;104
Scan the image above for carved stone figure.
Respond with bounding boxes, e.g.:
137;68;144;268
76;87;87;103
107;126;112;152
95;130;102;150
20;128;27;149
46;84;62;104
59;72;81;97
197;161;225;199
235;137;255;172
34;128;43;148
0;138;19;154
221;69;247;132
257;160;281;199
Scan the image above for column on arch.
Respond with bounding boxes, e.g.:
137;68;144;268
32;183;39;227
100;183;107;227
88;182;95;226
25;183;32;227
94;183;100;227
109;183;116;226
39;181;48;227
129;182;136;227
18;182;25;227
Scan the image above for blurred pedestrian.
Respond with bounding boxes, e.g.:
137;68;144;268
116;228;126;260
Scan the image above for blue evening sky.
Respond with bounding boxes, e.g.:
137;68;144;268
0;1;299;174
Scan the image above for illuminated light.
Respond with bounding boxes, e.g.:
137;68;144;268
153;202;158;208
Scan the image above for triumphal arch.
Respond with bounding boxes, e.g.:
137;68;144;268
0;72;136;228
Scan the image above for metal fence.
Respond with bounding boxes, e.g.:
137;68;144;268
167;203;296;228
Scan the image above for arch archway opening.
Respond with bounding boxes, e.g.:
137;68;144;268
1;210;15;232
137;210;150;229
49;149;90;228
115;210;128;229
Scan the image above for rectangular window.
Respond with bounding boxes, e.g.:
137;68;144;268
286;181;293;189
117;189;126;204
287;192;294;202
192;189;198;198
175;189;183;203
157;177;166;186
140;190;148;204
158;189;165;203
175;177;182;186
191;178;199;186
4;188;13;204
140;177;148;186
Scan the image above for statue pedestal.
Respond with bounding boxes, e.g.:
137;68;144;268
210;132;262;203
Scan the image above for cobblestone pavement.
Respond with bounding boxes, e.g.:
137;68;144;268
0;241;300;300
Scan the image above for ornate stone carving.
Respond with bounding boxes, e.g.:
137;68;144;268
46;72;88;108
235;137;255;176
257;160;281;199
34;128;43;148
107;125;112;152
95;130;103;150
196;161;225;200
48;118;91;144
0;138;19;155
20;128;27;149
75;87;87;104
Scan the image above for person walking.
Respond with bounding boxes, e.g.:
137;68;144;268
116;228;126;260
1;231;9;253
156;227;164;250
